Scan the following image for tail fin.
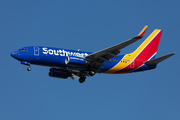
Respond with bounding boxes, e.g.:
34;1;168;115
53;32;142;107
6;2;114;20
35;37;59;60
132;29;162;61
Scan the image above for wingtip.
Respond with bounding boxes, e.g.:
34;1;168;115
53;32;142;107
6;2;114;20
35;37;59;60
167;53;176;57
137;25;148;38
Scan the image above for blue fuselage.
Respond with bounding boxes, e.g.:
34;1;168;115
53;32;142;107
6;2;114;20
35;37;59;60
11;46;156;74
11;46;124;73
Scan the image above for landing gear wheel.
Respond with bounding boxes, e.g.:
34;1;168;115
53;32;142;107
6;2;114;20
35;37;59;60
89;71;95;76
79;77;86;83
27;67;31;71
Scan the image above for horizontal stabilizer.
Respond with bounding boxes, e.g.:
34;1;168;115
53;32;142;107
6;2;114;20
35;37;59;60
145;53;175;65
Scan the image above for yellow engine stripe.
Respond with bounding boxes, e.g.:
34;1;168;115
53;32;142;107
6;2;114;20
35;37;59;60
104;54;132;73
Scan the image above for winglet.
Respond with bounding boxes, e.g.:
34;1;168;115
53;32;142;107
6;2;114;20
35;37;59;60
137;25;148;38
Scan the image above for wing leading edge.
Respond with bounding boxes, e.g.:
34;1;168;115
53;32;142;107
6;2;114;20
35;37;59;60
85;25;148;68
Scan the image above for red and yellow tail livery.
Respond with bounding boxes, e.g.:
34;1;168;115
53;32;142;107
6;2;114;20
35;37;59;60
104;28;173;74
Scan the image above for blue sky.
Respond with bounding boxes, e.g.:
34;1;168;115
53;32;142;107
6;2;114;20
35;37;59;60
0;0;179;120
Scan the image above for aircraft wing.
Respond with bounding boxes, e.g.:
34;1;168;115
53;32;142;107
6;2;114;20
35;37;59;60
85;25;148;68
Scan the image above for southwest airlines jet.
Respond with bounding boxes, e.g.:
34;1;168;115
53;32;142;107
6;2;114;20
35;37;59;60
11;26;175;83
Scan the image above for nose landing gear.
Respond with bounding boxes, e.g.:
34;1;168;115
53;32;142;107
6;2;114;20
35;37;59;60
21;61;31;71
27;66;31;71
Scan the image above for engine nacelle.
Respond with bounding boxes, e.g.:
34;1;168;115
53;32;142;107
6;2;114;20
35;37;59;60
49;68;71;79
65;56;88;66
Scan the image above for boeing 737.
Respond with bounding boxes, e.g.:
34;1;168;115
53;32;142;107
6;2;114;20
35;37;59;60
11;26;175;83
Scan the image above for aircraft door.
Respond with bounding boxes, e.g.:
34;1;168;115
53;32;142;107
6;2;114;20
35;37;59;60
34;47;39;56
130;60;134;68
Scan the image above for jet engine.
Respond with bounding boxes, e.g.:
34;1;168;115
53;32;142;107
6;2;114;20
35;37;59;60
65;56;88;66
49;68;71;79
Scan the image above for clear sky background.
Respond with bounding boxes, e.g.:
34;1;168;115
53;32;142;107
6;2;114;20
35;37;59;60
0;0;179;120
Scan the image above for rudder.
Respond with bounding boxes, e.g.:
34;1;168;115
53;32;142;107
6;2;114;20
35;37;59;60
132;29;162;62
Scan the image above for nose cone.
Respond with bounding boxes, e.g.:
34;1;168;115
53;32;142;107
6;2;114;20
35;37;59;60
11;52;15;57
10;51;20;60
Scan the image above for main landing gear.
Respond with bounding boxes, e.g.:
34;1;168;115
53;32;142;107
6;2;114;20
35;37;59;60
89;71;95;76
79;77;86;83
78;70;96;83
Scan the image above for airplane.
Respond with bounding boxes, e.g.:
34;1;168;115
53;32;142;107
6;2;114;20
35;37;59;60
11;25;175;83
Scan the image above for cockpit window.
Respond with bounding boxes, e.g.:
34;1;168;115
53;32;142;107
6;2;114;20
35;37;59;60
19;48;27;51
